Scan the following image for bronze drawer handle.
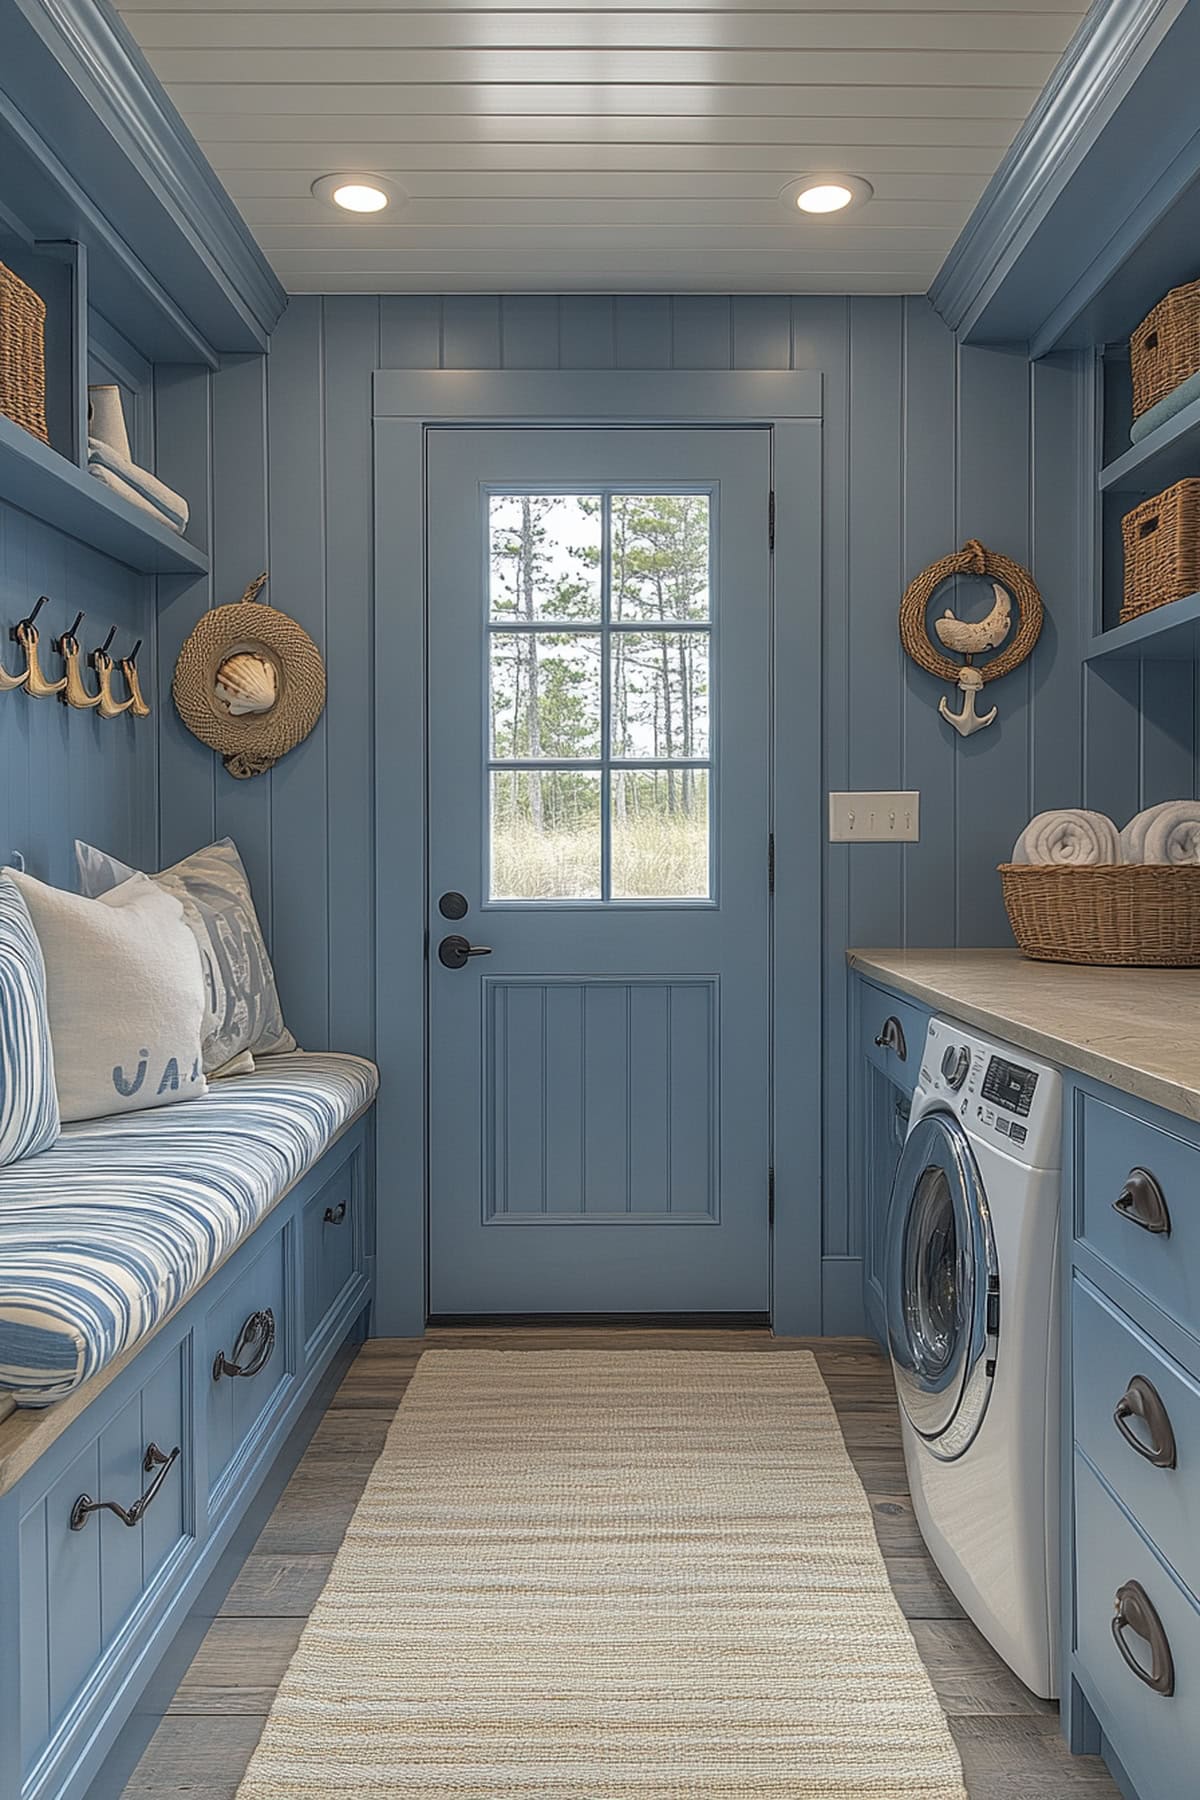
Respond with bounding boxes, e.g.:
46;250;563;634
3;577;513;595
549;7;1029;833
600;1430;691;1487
1113;1168;1171;1236
213;1307;276;1382
1112;1580;1175;1696
323;1200;347;1225
70;1441;180;1532
874;1016;907;1060
1114;1375;1177;1469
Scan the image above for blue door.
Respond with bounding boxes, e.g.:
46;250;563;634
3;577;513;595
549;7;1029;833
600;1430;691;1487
426;427;772;1315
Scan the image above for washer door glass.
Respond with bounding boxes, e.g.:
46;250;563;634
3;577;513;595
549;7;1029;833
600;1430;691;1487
886;1110;994;1452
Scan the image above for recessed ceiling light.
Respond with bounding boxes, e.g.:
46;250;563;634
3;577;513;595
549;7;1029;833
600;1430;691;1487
311;173;400;213
779;175;873;216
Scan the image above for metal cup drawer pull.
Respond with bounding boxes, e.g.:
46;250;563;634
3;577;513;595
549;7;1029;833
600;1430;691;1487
212;1307;276;1382
873;1015;908;1060
1114;1374;1178;1469
1111;1580;1175;1697
69;1441;180;1532
1112;1167;1171;1235
323;1199;347;1225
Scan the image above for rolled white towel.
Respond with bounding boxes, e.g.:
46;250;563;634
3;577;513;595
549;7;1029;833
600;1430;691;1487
1012;809;1120;865
1121;800;1200;865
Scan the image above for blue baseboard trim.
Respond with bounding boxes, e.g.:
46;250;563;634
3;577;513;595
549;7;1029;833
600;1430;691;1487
74;1312;367;1800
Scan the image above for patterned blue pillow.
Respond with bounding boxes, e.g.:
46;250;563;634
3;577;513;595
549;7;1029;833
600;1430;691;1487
0;874;59;1163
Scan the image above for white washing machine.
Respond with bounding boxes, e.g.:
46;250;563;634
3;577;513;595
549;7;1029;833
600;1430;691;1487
884;1015;1062;1699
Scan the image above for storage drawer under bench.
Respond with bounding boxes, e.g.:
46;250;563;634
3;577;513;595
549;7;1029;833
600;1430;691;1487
16;1333;192;1795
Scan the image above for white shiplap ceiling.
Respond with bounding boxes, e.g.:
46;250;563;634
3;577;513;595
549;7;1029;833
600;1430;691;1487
115;2;1090;296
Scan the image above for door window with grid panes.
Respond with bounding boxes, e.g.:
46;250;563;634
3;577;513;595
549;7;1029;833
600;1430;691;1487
487;491;713;902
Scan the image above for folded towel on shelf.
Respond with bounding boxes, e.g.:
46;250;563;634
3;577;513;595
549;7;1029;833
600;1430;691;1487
87;438;189;533
1012;809;1120;865
87;385;132;461
1121;800;1200;865
88;462;184;534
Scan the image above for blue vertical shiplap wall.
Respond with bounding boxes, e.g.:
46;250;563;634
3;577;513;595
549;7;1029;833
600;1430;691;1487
0;502;157;890
154;292;1195;1331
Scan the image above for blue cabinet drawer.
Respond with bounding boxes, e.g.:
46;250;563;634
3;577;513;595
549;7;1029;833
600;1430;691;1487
1077;1092;1200;1337
205;1221;290;1510
18;1334;190;1783
1075;1452;1200;1800
859;981;928;1095
1073;1276;1200;1604
302;1149;361;1355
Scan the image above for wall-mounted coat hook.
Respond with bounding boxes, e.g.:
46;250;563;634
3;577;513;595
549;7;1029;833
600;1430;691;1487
57;611;100;710
119;637;151;719
91;627;133;719
15;597;66;699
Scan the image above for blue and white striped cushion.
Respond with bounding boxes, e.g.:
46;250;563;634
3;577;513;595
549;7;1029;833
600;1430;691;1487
0;875;59;1166
0;1052;377;1406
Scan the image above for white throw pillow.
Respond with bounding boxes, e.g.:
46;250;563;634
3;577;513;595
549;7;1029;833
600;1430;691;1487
75;838;295;1071
6;869;207;1123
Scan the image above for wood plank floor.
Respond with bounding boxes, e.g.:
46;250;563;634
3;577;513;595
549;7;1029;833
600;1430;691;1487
121;1331;1118;1799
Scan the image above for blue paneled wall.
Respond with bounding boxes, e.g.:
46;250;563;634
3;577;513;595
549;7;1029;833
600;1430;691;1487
0;504;156;890
151;292;1197;1330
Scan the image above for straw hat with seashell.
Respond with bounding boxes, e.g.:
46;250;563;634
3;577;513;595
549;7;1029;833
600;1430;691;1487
173;574;325;778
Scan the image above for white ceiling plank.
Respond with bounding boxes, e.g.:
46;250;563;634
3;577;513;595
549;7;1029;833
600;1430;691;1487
207;147;1010;183
225;170;990;202
128;11;1081;55
238;199;975;230
184;114;1027;148
145;47;1063;85
254;231;946;260
162;82;1042;118
207;144;1006;177
119;0;1085;14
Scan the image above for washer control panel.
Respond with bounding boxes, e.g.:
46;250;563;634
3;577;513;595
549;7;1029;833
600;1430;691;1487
919;1016;1062;1170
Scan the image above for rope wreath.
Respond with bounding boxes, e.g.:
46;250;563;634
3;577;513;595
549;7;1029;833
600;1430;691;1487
898;538;1042;684
173;573;326;780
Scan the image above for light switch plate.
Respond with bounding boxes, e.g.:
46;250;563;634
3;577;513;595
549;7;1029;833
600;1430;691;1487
828;791;920;843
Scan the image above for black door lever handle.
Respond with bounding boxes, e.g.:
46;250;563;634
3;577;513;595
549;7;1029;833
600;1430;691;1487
438;934;493;970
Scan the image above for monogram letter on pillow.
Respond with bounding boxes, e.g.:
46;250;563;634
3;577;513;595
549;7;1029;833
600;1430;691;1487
5;869;207;1123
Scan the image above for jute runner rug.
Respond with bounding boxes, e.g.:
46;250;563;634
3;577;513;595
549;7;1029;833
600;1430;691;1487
236;1350;967;1798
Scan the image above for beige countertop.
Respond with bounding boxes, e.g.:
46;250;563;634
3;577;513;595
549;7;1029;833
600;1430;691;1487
849;948;1200;1125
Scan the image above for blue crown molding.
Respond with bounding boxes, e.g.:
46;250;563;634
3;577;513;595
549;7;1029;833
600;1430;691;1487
1;0;285;356
929;0;1186;344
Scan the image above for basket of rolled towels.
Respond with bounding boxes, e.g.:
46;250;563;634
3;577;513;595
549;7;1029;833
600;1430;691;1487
999;801;1200;966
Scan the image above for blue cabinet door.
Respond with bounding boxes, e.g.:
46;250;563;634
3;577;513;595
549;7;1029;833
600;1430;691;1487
425;426;773;1315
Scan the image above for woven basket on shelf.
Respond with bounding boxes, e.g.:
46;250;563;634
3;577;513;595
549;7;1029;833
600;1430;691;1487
999;863;1200;966
1120;478;1200;621
0;260;49;445
1130;278;1200;422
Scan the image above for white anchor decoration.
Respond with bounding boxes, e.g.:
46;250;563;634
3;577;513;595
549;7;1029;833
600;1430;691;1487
933;582;1011;737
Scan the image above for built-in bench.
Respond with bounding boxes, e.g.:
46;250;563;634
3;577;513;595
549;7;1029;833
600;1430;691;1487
0;1053;378;1800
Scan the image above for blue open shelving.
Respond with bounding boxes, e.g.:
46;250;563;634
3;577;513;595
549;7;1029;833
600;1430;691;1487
0;412;207;577
1085;590;1200;664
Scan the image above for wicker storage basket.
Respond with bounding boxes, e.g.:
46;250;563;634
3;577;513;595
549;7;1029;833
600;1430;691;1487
999;863;1200;966
0;260;49;445
1130;278;1200;422
1120;478;1200;621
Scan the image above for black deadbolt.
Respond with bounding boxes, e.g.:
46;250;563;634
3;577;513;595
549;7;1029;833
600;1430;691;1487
438;891;469;920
